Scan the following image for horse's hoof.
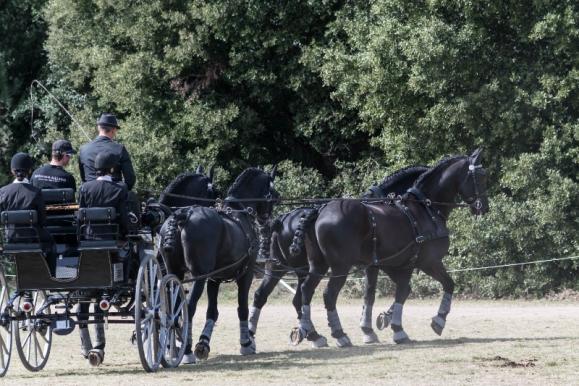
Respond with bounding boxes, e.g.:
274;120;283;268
362;330;380;344
194;341;210;361
376;312;391;331
181;352;197;365
336;335;353;348
393;330;411;344
431;316;445;336
310;335;328;348
87;349;104;367
240;336;256;355
289;327;306;346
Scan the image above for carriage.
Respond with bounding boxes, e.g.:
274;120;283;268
0;188;188;376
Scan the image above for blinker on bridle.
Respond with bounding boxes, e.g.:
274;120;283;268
462;160;486;212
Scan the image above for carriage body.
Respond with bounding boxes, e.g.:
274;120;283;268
0;188;188;376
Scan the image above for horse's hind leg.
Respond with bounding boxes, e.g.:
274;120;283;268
182;278;206;364
249;265;286;337
323;267;352;348
292;262;328;346
194;280;220;361
360;265;380;344
387;268;413;344
420;258;455;336
237;268;256;355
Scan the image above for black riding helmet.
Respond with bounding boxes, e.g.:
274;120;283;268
94;151;119;172
10;152;33;173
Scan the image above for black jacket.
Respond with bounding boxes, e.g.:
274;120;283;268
0;181;46;225
78;136;136;190
78;179;129;233
31;164;76;192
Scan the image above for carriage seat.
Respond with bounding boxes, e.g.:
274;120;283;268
1;210;42;252
77;207;119;250
42;188;75;205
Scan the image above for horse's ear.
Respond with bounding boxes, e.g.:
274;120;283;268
208;164;215;181
470;148;483;164
196;165;204;174
270;163;278;180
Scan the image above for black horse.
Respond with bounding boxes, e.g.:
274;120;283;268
294;149;488;347
160;166;278;363
249;166;428;347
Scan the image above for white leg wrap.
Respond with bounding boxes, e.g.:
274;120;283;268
201;319;215;339
359;304;372;329
299;305;313;332
248;306;261;334
327;310;342;334
391;302;403;326
239;320;250;344
438;292;452;315
239;321;256;355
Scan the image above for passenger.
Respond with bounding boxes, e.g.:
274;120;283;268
0;153;53;253
78;113;136;190
78;151;129;235
31;139;77;192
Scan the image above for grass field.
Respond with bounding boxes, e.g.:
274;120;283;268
2;294;578;385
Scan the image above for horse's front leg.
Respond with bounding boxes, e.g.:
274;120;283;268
421;259;455;336
194;279;220;361
385;268;413;344
360;265;380;344
182;279;206;364
249;265;285;337
237;268;256;355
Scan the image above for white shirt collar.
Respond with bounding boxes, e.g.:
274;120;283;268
96;175;113;182
13;178;30;184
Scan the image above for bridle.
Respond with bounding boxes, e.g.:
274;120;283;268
459;158;487;213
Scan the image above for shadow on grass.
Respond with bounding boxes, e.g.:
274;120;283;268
36;335;577;378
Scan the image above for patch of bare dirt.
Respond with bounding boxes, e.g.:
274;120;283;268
479;355;538;368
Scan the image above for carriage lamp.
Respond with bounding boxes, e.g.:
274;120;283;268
21;299;33;313
99;299;111;311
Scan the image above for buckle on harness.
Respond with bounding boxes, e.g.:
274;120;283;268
415;235;425;244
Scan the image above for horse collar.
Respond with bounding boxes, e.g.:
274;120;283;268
407;187;427;202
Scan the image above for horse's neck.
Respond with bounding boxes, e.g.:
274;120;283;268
419;163;463;219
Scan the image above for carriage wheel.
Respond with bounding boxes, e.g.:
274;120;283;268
13;290;52;372
134;255;164;372
160;275;188;368
0;269;13;377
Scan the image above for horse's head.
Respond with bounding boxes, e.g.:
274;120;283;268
456;148;489;216
160;165;219;207
226;165;279;223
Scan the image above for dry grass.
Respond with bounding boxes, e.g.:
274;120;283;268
3;295;578;385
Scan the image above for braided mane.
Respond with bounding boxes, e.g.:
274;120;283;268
378;165;429;191
414;155;466;187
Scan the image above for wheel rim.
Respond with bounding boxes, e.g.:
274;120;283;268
135;256;163;372
0;270;13;377
160;275;188;368
14;291;52;372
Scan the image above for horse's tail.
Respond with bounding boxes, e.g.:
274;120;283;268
161;209;190;254
289;208;319;256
